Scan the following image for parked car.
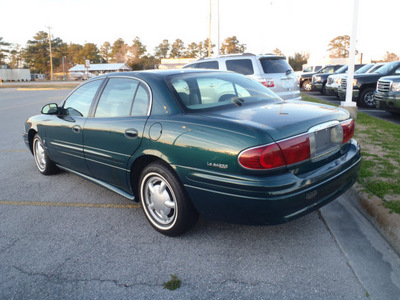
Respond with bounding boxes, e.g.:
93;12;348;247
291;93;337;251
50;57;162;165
299;65;343;91
23;69;361;236
294;65;323;77
375;75;400;115
326;63;385;98
312;64;364;95
338;61;400;107
183;53;301;101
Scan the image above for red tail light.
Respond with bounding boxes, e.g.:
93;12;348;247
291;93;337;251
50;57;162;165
260;79;274;88
342;119;355;144
238;134;310;170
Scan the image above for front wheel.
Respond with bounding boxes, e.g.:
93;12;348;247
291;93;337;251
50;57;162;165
139;162;198;236
359;87;376;108
32;134;58;175
302;80;312;91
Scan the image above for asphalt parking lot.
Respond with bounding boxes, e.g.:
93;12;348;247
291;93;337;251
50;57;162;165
1;88;400;299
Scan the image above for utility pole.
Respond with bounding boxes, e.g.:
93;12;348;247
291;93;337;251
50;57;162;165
47;26;53;81
208;0;212;57
217;0;220;56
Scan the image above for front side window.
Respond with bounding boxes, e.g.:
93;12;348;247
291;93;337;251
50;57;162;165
226;59;254;75
168;72;280;110
95;78;138;118
63;79;103;117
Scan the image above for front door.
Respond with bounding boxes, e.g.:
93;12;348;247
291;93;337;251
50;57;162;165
45;79;104;174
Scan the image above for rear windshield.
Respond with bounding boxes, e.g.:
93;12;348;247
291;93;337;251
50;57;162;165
167;72;281;110
259;58;292;74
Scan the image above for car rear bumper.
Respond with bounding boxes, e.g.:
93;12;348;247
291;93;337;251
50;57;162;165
375;91;400;113
177;139;361;225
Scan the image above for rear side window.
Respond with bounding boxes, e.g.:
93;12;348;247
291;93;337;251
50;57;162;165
197;61;219;69
226;59;254;75
260;58;292;74
95;78;138;118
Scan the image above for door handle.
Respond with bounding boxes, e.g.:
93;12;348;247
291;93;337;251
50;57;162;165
125;128;138;139
72;125;81;133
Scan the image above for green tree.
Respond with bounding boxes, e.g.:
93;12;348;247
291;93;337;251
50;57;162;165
80;43;101;63
155;39;170;59
198;38;216;58
23;31;65;74
220;36;246;55
184;42;200;58
99;41;112;63
170;39;185;58
0;37;11;65
272;48;284;56
328;35;350;58
128;37;148;70
383;51;399;62
68;43;83;65
8;44;23;68
289;52;309;71
111;38;129;63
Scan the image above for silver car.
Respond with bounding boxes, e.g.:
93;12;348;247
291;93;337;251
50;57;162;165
183;53;301;101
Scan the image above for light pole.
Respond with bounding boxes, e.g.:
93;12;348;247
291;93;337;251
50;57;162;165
46;26;53;81
62;56;66;80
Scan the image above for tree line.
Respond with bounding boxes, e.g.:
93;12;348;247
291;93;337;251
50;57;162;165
0;33;249;74
2;33;397;75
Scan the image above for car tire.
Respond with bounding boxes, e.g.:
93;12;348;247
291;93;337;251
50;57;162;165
359;87;376;108
32;134;58;175
302;80;312;91
139;162;198;236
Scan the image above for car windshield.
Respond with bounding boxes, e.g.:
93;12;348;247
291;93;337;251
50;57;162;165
335;65;348;73
167;72;282;110
374;61;400;74
355;64;374;74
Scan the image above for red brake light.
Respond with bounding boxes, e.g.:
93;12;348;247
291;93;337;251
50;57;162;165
342;119;355;144
239;143;285;169
260;79;274;88
278;134;310;165
238;134;311;170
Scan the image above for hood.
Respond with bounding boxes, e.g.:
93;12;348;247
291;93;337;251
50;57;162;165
205;100;350;141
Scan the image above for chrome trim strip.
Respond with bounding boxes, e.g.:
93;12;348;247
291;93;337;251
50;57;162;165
84;148;112;158
85;157;130;172
84;145;131;157
51;142;83;152
57;165;135;201
308;120;340;133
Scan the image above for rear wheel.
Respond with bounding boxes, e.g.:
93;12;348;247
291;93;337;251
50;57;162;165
139;162;198;236
33;134;58;175
359;87;376;108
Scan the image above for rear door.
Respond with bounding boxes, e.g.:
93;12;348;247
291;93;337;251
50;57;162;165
83;77;151;190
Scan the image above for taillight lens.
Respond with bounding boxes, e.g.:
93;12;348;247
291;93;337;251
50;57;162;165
342;119;355;143
260;79;274;88
238;134;310;170
238;143;285;169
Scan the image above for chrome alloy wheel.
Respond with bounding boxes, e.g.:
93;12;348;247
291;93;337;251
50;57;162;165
363;91;375;107
33;137;46;172
141;172;177;229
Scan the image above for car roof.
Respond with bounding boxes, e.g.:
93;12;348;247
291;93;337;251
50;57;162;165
93;69;226;81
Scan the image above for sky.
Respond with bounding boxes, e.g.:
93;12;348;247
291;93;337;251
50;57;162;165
1;0;399;62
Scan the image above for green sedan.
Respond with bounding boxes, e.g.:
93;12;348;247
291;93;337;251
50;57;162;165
23;70;361;236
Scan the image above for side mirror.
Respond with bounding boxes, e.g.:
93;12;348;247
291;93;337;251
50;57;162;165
41;103;59;115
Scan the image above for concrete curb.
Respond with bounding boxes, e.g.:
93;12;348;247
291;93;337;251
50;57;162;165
348;183;400;255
